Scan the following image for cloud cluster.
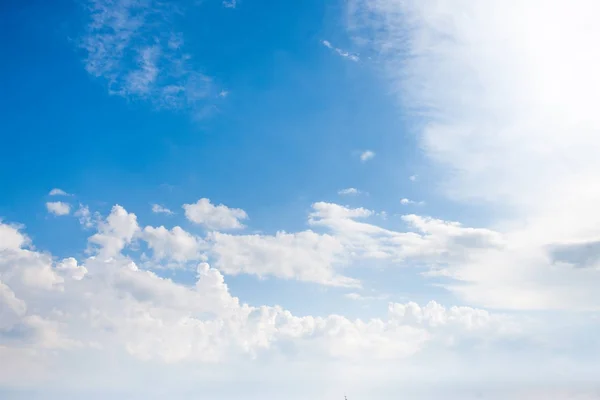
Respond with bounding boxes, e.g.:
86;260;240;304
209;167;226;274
0;207;518;391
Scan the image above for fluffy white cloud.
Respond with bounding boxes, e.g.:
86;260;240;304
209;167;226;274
89;205;140;257
203;201;505;285
46;201;71;216
183;198;248;230
0;216;515;372
0;222;29;250
209;230;357;287
142;225;205;262
359;150;375;162
4;205;600;398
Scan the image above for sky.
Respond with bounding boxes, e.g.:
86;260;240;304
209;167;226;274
2;0;600;398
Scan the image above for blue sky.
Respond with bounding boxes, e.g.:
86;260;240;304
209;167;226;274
3;0;600;399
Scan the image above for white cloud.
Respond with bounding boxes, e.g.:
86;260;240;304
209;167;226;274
142;225;205;263
0;217;517;374
46;202;71;216
4;204;600;397
0;222;29;251
409;175;418;182
400;198;424;206
89;205;140;257
49;188;70;196
348;0;600;309
151;204;173;215
223;0;236;9
74;204;97;228
345;292;388;301
183;198;248;230
81;0;218;112
338;187;363;196
321;39;360;62
209;230;358;287
359;150;375;162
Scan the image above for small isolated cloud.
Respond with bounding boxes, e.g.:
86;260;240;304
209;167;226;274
338;188;363;196
223;0;236;8
400;198;424;206
183;198;248;230
321;40;360;62
49;188;70;196
409;175;418;182
359;150;375;162
218;90;229;97
46;202;71;216
152;204;174;215
345;292;388;301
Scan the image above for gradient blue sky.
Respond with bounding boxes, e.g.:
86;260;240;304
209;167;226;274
3;0;600;399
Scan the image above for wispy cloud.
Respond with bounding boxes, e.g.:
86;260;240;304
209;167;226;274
321;40;360;62
349;0;600;309
152;204;174;215
222;0;236;8
338;187;364;196
74;204;99;228
80;0;220;114
49;188;70;196
359;150;375;162
400;198;424;206
409;175;417;182
345;292;388;301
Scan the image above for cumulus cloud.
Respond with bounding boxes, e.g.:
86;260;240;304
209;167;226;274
183;198;248;230
209;230;357;287
4;202;600;397
201;201;504;285
142;225;205;263
46;202;71;216
0;215;520;386
89;205;140;257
